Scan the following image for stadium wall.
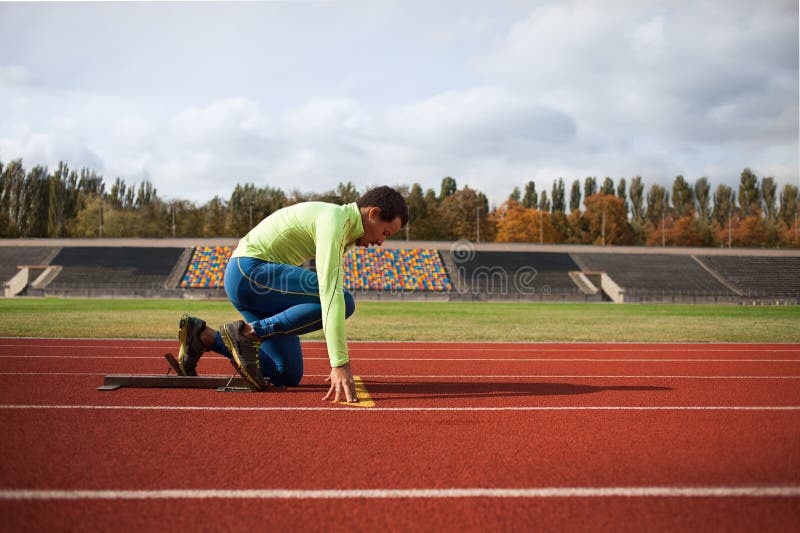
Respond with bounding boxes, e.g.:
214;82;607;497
1;239;799;303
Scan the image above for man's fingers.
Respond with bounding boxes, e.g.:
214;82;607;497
322;383;334;401
347;381;359;402
333;382;343;403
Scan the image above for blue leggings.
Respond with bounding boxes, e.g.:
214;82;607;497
223;256;356;387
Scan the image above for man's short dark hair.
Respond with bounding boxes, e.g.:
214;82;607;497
356;186;409;227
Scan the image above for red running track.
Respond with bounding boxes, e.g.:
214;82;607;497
0;338;799;531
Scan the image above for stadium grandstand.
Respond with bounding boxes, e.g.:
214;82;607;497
695;255;800;300
571;253;737;303
0;239;798;304
180;245;451;294
449;251;599;302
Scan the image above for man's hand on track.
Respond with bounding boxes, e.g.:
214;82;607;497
323;362;358;403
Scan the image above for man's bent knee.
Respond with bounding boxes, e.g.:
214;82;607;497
344;291;356;319
285;370;303;387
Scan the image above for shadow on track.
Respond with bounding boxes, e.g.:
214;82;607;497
303;381;673;400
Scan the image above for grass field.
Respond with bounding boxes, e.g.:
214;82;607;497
0;298;798;342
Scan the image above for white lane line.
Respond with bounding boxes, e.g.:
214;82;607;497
0;487;798;500
1;344;798;352
3;372;799;379
307;374;800;379
305;358;800;362
3;373;800;381
1;373;799;381
8;337;800;345
0;372;105;376
1;405;799;412
0;356;163;360
3;356;799;362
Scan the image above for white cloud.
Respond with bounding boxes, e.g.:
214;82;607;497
0;2;796;206
0;65;34;86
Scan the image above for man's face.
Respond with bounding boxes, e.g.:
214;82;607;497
356;208;403;247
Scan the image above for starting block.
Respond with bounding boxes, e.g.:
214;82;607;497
97;353;252;392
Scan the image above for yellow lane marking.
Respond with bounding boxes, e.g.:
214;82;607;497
335;376;375;408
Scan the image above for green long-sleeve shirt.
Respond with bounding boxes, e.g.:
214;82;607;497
231;201;364;367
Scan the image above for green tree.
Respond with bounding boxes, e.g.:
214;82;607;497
135;180;158;208
671;175;694;218
760;177;778;222
439;176;457;202
629;175;646;244
508;186;521;203
778;183;799;228
645;184;669;227
78;168;104;197
47;170;66;237
600;176;615;196
616;177;628;216
202;196;228;237
21;165;50;237
551;178;566;213
109;178;127;209
694;177;711;222
738;168;760;217
1;159;25;236
336;181;359;203
522;181;538;209
584;176;597;199
629;176;645;222
438;186;492;241
538;190;551;212
569;179;581;212
712;184;736;226
406;183;439;240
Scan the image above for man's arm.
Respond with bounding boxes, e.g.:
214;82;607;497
315;212;358;402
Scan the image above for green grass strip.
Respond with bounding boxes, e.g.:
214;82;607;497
1;298;798;343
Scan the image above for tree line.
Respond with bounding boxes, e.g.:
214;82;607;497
0;158;797;248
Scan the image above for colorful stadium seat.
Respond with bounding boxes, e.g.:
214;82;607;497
180;246;234;288
180;246;452;291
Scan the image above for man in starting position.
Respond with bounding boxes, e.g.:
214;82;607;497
175;186;408;403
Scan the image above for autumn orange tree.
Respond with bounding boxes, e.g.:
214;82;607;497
493;199;557;243
581;194;635;245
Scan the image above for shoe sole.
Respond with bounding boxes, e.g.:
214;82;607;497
221;325;266;392
177;315;190;376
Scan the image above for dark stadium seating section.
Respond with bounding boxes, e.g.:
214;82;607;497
696;256;800;298
572;253;734;295
47;247;185;288
0;247;58;282
454;251;580;297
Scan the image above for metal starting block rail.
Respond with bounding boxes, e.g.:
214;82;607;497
98;374;251;392
97;353;253;392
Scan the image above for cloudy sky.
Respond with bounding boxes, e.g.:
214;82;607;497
1;0;797;206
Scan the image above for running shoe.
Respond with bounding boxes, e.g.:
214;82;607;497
220;320;268;391
177;314;208;376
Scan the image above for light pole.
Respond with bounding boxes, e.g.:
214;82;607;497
728;207;732;248
476;206;480;243
539;209;543;244
602;208;606;246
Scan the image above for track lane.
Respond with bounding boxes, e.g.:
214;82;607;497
3;353;800;378
2;339;799;359
1;372;800;407
2;338;798;531
1;410;798;491
3;497;798;532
